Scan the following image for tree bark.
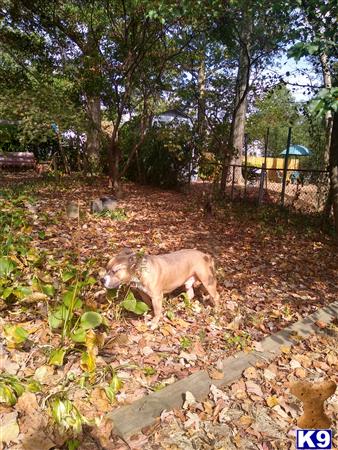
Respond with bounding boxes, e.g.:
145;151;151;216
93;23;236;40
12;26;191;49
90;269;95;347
221;6;252;190
328;111;338;233
108;131;121;195
320;52;333;167
85;95;102;173
197;52;206;143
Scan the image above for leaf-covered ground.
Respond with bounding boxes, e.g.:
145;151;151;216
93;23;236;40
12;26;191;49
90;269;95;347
143;330;338;450
0;174;337;449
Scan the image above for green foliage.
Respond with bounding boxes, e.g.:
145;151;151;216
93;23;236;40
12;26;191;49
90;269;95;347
309;87;338;118
0;256;16;277
0;374;25;406
104;373;123;403
67;440;80;450
124;121;193;187
49;397;91;434
80;312;103;330
0;374;41;406
246;84;327;168
143;366;156;376
49;348;68;367
180;336;192;350
48;283;103;344
223;331;251;351
4;325;29;348
95;208;127;221
121;291;149;316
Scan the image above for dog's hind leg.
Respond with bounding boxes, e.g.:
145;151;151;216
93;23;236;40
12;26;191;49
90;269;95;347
184;276;195;300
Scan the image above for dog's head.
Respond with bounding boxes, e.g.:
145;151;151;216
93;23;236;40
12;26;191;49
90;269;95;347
102;248;136;289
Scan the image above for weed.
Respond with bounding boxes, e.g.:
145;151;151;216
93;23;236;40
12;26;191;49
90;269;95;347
48;396;93;434
223;331;251;351
95;208;127;221
0;373;41;406
180;336;192;350
143;366;156;376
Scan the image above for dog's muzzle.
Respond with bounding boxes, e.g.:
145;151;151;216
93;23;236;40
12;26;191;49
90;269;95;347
102;275;120;289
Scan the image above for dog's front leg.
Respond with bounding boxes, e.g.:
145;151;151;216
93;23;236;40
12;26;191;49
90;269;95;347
185;276;195;300
150;293;163;330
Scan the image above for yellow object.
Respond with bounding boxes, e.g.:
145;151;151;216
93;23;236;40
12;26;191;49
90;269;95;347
247;156;299;182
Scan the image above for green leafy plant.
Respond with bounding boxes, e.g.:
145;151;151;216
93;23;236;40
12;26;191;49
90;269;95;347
166;310;175;321
180;336;192;350
104;372;124;403
121;290;149;315
223;331;251;351
143;366;156;376
0;374;41;406
48;278;102;345
49;347;68;366
3;324;29;348
0;374;25;406
0;256;17;277
96;208;127;221
180;292;191;308
49;397;91;434
66;439;80;450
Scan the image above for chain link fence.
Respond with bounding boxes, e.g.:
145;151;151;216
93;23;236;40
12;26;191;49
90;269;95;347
221;165;329;213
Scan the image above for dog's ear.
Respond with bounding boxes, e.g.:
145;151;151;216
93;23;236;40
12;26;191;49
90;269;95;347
107;257;116;270
119;247;135;256
117;247;137;266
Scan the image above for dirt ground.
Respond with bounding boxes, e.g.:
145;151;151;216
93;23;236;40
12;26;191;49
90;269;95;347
0;173;337;449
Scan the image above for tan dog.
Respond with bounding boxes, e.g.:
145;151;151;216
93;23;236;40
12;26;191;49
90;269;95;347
102;248;220;328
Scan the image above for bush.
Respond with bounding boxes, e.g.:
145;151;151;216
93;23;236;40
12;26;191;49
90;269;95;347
122;120;194;188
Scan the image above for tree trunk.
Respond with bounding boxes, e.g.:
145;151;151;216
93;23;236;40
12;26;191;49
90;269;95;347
320;52;333;167
86;95;101;173
196;51;206;183
221;6;252;190
109;133;121;196
328;111;338;233
197;52;206;143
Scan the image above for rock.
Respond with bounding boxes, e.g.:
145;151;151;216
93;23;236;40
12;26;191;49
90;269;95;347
101;196;118;211
91;198;103;213
91;196;118;213
65;201;79;219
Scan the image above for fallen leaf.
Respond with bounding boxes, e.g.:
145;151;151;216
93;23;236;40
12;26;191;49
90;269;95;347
246;381;263;397
210;384;229;403
233;433;242;447
290;359;301;369
192;341;205;357
238;415;254;427
252;341;264;352
21;434;55;450
315;320;327;329
266;396;279;407
272;405;290;419
0;412;19;444
295;368;307;378
209;369;224;380
183;391;196;410
225;314;243;330
243;366;258;379
280;345;291;354
263;369;276;380
202;400;214;415
184;411;200;430
33;365;54;384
